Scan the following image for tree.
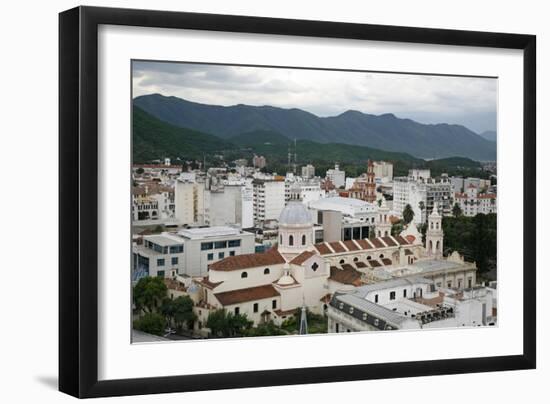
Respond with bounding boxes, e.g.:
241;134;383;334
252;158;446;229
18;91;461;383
172;296;197;330
133;276;167;314
206;309;252;337
133;312;166;336
452;203;463;218
391;219;404;237
243;321;286;337
403;204;415;225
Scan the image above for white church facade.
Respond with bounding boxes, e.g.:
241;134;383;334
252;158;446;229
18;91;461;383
190;200;480;332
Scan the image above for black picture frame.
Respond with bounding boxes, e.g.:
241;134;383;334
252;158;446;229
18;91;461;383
59;6;536;398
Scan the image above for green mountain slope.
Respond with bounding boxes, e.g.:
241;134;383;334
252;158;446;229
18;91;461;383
132;106;235;162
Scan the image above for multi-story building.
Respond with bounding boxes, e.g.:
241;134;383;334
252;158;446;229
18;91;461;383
132;184;175;223
393;170;451;224
309;196;377;242
253;155;267;169
301;164;315;179
288;180;325;204
373;161;394;183
174;173;206;226
252;178;286;225
133;226;255;279
454;184;497;216
326;164;346;189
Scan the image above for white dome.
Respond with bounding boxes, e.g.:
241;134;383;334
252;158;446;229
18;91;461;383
279;201;312;226
277;274;295;286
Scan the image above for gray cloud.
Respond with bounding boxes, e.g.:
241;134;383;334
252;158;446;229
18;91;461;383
132;61;497;133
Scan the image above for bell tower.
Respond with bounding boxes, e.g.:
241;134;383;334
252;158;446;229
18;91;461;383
375;197;392;237
426;202;443;258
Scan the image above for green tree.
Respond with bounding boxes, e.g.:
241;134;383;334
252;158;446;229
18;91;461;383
403;204;415;225
391;219;404;237
452;203;463;218
133;276;167;314
243;321;286;337
172;296;197;330
133;312;166;336
206;310;252;337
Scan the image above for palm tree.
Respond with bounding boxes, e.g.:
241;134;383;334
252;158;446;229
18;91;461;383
403;204;415;225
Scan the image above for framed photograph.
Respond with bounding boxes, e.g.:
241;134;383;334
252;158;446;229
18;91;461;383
59;6;536;398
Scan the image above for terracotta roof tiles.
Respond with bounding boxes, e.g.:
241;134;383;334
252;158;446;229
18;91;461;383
209;248;285;271
214;284;280;306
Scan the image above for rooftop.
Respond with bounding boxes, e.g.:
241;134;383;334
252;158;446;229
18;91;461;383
214;284;280;306
209;247;286;271
178;226;245;240
409;259;473;275
142;233;184;246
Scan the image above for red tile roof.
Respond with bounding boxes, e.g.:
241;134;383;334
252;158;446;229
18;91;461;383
381;236;398;247
370;238;385;248
328;241;346;253
405;235;417;243
356;239;373;250
394;235;410;245
209;248;285;271
329;266;363;286
404;248;414;256
342;240;360;251
355;261;368;268
381;258;393;266
214;284;280;306
368;259;382;267
314;243;333;255
290;250;316;265
196;277;223;290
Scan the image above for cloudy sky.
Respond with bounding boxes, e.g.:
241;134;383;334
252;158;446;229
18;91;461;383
133;61;497;134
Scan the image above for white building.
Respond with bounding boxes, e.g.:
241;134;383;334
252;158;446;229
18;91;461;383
132;184;175;223
326;164;346;189
393;172;451;224
301;164;315;179
454;184;497;216
174;174;206;225
373;161;393;183
327;277;496;333
288;180;325;204
133;226;255;279
191;200;479;331
252;178;286;225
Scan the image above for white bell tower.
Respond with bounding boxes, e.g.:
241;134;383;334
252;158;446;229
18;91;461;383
426;202;444;258
375;197;392;237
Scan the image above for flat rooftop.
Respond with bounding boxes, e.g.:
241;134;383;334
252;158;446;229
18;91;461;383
142;233;184;246
409;259;473;274
178;226;246;240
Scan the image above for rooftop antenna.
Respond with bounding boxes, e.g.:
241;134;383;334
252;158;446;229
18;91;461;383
294;138;297;174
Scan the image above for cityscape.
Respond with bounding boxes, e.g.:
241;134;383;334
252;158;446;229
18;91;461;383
131;62;497;341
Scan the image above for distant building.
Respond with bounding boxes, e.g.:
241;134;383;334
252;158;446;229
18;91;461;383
252;178;286;224
326;164;346;188
253;155;267;169
348;160;376;203
132;183;175;223
234;158;248;167
174;174;206;225
393;171;451;224
373;161;394;183
301;164;315;178
454;184;497;217
288;180;325;204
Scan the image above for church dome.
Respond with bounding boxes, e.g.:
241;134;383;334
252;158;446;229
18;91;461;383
279;201;312;226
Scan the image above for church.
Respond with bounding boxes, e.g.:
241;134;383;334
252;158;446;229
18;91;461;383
192;199;478;330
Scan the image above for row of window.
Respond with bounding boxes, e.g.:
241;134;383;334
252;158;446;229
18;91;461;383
207;251;236;261
234;299;277;315
280;234;307;246
145;241;184;254
201;239;242;251
157;256;179;266
240;268;271;278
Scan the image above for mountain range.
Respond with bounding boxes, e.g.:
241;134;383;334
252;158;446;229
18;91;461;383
134;93;496;161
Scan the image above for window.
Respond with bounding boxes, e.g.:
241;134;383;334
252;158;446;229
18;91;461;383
241;272;248;278
302;234;306;245
339;259;345;264
367;256;372;260
289;235;294;246
171;257;178;265
157;270;165;278
280;234;282;244
379;254;384;259
157;258;165;267
403;289;407;298
234;307;240;315
349;307;354;314
374;294;379;303
228;239;241;248
311;262;319;271
169;245;184;254
335;323;339;332
218;252;224;259
264;268;270;275
214;241;227;249
229;251;235;256
447;281;452;288
362;313;367;321
468;278;473;288
207;253;214;261
353;227;361;240
374;319;380;327
253;303;259;313
272;300;277;309
353;257;359;262
201;242;213;251
390;291;396;300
